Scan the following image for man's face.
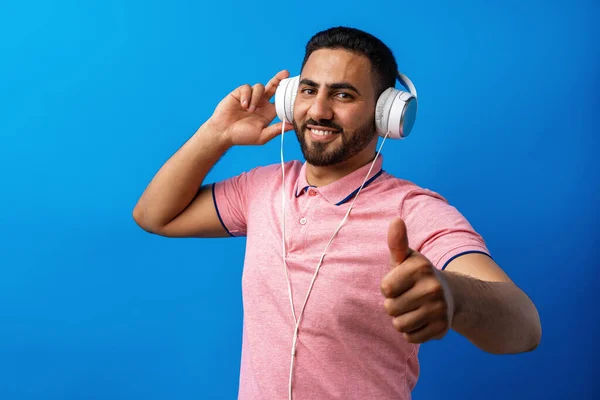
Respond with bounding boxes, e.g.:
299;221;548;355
293;49;378;167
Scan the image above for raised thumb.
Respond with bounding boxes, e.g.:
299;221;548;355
388;217;410;266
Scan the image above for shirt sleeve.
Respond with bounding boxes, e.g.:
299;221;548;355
212;169;256;237
400;189;491;270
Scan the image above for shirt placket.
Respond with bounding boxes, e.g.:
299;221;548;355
286;187;319;256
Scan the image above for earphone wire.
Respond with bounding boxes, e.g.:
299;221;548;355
280;121;390;400
281;121;297;324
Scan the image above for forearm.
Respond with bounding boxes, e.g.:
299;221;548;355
133;121;230;231
444;271;542;354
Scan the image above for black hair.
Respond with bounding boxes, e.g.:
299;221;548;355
300;26;398;98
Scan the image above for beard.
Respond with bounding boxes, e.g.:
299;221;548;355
292;118;377;167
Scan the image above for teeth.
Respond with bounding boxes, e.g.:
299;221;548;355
311;129;336;136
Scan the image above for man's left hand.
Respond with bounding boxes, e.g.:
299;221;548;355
381;217;455;344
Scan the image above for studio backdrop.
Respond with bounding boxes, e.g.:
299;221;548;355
0;0;598;399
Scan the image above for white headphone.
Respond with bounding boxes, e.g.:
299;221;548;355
275;71;418;139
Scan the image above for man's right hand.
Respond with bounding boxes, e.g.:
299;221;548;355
207;69;295;146
133;70;295;238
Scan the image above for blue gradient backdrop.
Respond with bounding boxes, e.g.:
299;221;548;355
1;0;598;399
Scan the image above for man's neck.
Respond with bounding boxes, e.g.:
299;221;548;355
305;150;377;187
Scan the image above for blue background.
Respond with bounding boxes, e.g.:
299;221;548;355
1;0;598;399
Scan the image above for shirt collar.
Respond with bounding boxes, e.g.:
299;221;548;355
294;155;384;206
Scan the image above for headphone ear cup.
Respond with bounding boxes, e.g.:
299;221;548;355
287;76;299;123
375;88;399;137
375;88;417;139
275;76;299;124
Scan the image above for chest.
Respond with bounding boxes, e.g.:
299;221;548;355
242;193;398;328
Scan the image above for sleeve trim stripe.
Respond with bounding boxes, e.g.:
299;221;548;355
212;183;234;237
441;250;492;270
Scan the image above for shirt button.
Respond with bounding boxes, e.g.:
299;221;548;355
300;218;307;225
308;189;317;196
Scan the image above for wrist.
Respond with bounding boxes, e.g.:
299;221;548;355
197;120;233;152
440;270;464;327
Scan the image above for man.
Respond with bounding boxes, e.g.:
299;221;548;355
133;27;541;399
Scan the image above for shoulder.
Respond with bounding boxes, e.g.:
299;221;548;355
243;160;302;181
374;171;467;226
224;160;303;193
377;172;487;267
374;171;449;209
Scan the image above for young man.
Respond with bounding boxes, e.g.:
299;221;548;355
133;27;541;400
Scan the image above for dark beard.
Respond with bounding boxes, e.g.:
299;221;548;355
292;118;376;167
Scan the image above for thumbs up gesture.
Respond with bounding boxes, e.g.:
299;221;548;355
381;218;455;344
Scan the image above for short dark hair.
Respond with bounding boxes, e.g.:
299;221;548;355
300;26;398;98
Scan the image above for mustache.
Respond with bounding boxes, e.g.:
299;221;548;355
300;119;343;133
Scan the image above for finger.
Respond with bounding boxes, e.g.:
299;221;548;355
403;320;449;344
383;285;426;317
264;70;290;99
391;307;428;334
380;254;422;298
247;83;264;113
231;84;253;109
388;217;411;266
382;257;443;299
259;121;294;144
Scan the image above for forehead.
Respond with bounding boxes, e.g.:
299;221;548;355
301;49;374;91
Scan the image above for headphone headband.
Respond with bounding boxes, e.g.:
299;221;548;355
397;71;417;98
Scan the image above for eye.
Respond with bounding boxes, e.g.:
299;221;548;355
335;92;354;100
301;88;316;95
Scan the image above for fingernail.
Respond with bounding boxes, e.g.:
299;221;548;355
248;105;255;113
241;100;248;108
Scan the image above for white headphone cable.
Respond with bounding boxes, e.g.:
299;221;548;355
281;121;297;323
280;121;390;400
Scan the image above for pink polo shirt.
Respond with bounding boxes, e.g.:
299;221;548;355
212;155;490;399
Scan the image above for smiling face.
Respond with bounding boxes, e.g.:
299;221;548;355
292;48;379;167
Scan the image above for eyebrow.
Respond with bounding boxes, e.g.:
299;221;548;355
299;79;361;96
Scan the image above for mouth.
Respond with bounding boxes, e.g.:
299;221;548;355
306;124;341;142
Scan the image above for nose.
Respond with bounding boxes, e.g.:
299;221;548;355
307;94;333;122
